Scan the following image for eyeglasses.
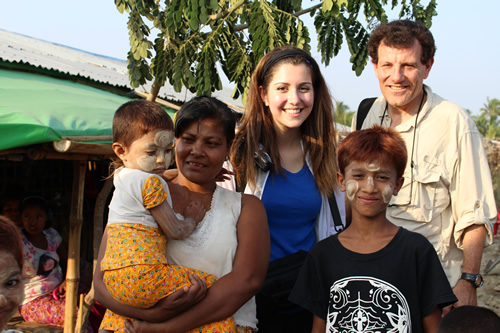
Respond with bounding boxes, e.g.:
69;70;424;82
381;92;426;208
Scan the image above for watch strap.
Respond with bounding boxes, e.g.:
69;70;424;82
460;272;484;288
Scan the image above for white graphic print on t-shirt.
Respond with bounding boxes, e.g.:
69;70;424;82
328;276;410;333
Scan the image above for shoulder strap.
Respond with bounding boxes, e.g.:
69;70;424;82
356;97;377;131
327;193;345;233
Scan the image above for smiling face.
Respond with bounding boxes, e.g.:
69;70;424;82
21;204;48;236
259;63;314;134
338;160;403;219
115;129;174;175
175;118;228;187
373;40;433;114
0;250;23;330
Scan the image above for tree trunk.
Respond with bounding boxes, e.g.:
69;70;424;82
147;80;161;101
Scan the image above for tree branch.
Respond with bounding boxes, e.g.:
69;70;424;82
208;0;248;21
233;3;323;32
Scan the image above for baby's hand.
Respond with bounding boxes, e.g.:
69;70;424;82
183;201;206;224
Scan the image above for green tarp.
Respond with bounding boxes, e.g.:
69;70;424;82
0;69;175;151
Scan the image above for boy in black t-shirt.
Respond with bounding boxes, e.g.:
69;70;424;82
290;126;457;333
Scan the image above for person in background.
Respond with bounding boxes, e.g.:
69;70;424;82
352;20;496;315
437;306;500;333
0;216;24;333
94;96;270;333
230;45;346;332
1;192;22;228
19;196;100;331
290;126;457;333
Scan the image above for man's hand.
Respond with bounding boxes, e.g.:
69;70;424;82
145;273;208;322
442;279;477;317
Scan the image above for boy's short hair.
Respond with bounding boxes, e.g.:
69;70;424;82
437;306;500;333
338;125;407;179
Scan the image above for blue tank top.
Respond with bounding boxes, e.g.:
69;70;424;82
261;163;322;261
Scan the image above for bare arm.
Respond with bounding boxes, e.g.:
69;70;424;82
442;225;486;316
134;194;270;332
150;199;204;240
312;315;326;333
423;306;441;333
93;228;206;322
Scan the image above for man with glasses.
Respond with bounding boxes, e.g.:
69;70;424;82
352;20;496;315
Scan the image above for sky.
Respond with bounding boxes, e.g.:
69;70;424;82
1;1;499;115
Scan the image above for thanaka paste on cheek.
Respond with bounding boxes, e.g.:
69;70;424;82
382;183;394;203
346;180;359;201
136;155;157;172
164;151;172;168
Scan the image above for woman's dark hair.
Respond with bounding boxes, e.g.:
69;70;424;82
0;216;23;269
20;196;52;229
175;96;236;146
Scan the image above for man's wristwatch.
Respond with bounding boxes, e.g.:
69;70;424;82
460;273;484;288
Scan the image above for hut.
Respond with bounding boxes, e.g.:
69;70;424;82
0;28;242;332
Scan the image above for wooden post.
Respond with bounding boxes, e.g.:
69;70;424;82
75;177;114;333
64;160;86;333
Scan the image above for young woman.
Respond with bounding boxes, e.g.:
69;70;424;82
94;96;270;333
230;46;347;332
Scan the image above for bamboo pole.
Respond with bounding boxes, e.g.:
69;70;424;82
64;161;86;333
134;89;181;110
75;177;114;333
133;88;246;113
53;140;114;156
61;136;112;142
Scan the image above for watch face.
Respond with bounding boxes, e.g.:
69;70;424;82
462;273;484;288
475;275;484;287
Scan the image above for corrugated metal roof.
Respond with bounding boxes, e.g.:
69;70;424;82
0;29;243;108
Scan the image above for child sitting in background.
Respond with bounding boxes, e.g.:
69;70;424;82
290;125;457;333
19;195;68;327
96;100;235;332
18;195;103;331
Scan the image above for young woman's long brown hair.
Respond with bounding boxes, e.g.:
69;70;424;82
230;46;338;195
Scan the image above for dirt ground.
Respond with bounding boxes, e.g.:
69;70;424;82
478;233;500;316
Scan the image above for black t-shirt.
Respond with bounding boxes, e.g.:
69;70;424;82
289;227;457;333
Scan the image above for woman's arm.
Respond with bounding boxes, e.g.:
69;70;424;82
93;228;206;322
135;194;270;332
423;306;441;333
